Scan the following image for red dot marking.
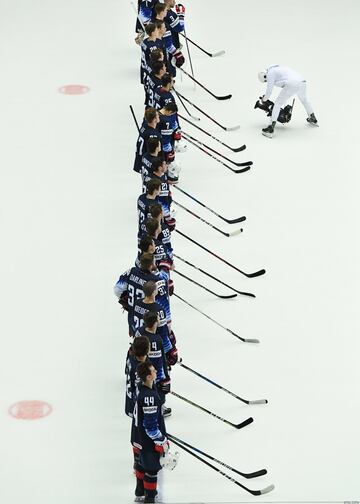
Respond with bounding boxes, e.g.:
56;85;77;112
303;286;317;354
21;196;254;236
58;84;90;95
9;400;53;420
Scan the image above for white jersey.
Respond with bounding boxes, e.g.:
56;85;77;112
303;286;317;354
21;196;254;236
263;65;305;101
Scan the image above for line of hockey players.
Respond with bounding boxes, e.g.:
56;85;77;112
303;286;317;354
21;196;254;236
114;1;188;503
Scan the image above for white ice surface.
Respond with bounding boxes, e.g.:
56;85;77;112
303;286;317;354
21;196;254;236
0;1;359;503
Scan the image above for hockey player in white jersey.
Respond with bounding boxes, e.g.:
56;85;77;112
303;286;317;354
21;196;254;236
258;64;318;138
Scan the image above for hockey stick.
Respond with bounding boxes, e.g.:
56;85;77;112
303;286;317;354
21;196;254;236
176;91;239;131
167;434;267;479
174;293;260;343
178;67;231;101
178;114;246;152
130;104;140;132
178;360;268;405
173;254;255;298
168;437;274;496
173;200;243;237
182;131;252;167
174;89;200;121
183;134;250;174
173;269;237;299
179;32;225;58
183;27;195;86
173;185;246;224
170;391;253;429
175;229;266;278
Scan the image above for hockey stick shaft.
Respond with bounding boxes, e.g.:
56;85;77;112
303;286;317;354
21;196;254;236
129;104;140;132
168;437;274;496
178;361;268;405
178;67;231;100
170;391;253;429
173;293;259;343
178;113;246;152
176;91;238;131
175;229;266;278
183;27;195;83
173;185;246;224
173;269;237;299
183;130;252;167
173;200;242;237
173;254;255;297
167;433;267;479
179;32;225;58
174;89;199;121
183;134;249;174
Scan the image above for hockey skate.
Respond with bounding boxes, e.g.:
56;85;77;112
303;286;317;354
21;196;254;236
306;113;319;126
262;122;275;138
134;478;144;502
161;405;172;417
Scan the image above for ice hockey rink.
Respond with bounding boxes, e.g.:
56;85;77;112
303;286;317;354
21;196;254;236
1;0;359;503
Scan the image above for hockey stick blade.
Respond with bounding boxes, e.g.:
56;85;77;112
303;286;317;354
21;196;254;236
225;124;240;131
234;166;251;174
233;145;246;152
259;484;276;496
229;228;243;237
236;417;254;429
243;338;260;344
211;50;226;57
245;269;266;278
217;94;232;101
226;216;246;224
249;399;268;405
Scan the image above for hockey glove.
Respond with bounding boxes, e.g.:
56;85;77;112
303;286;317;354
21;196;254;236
173;129;182;142
135;31;145;45
168;278;174;296
118;292;129;312
158;378;171;394
175;3;185;19
165;150;175;164
172;50;185;68
154;437;170;455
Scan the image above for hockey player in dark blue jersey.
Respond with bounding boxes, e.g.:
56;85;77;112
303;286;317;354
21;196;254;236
155;72;176;110
158;102;182;183
125;336;150;491
114;252;171;333
164;0;186;51
140;137;162;185
141;158;173;224
149;203;174;249
144;218;173;269
145;60;166;108
137;178;162;238
134;361;177;503
153;3;184;76
140;23;165;85
134;108;161;173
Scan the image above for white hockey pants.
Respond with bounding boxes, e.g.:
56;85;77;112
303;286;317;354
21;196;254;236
271;80;314;123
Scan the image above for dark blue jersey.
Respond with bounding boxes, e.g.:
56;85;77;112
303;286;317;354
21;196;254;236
132;300;172;354
135;327;167;382
155;86;176;110
141;169;171;207
134;383;166;451
125;353;146;417
158;111;179;153
140;152;159;185
134;122;161;173
114;266;171;324
137;193;160;236
137;0;157;28
145;72;163;109
140;38;165;84
135;234;173;272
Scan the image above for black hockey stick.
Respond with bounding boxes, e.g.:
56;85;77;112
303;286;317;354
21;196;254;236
173;254;255;298
183;134;250;174
173;185;246;224
167;433;267;479
174;89;200;121
183;131;252;167
170;391;253;429
168;437;275;496
175;229;266;278
174;293;260;343
130;104;140;132
178;360;268;405
179;32;225;58
178;67;231;101
176;91;239;131
178;114;245;152
173;200;243;237
173;269;237;299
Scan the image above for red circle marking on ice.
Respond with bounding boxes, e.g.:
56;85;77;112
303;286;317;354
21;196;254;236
9;400;53;420
58;84;90;95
